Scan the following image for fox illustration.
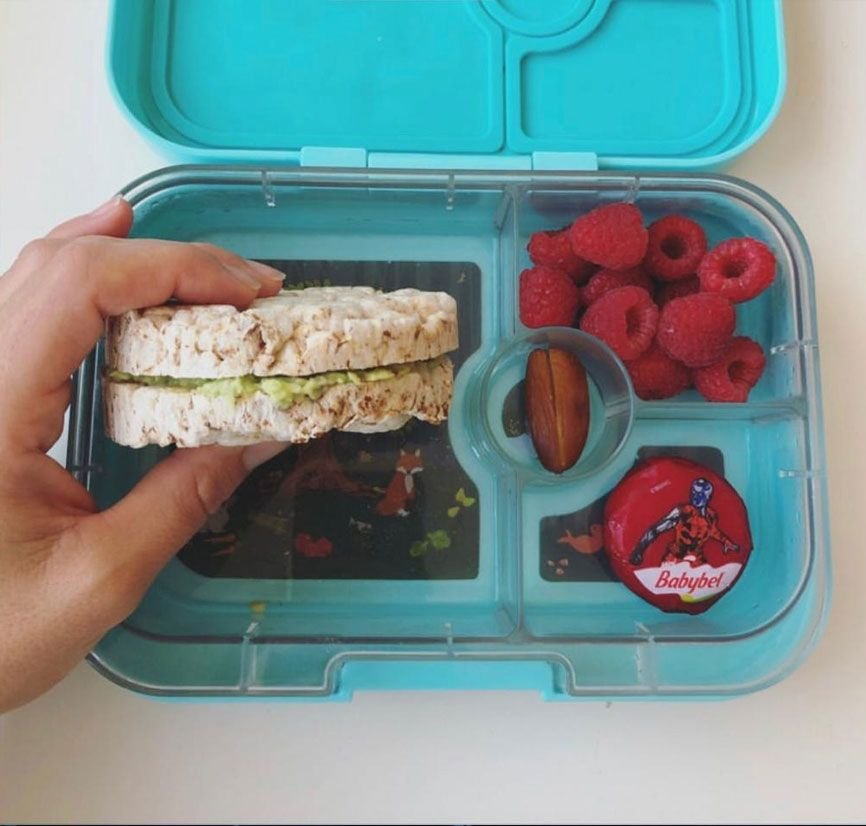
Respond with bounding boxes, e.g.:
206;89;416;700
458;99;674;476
375;449;423;517
557;524;604;555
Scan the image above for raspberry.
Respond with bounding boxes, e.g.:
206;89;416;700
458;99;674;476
698;237;776;303
568;203;648;271
693;337;766;402
656;275;700;306
571;258;597;285
626;343;691;400
657;293;736;368
581;266;654;308
580;286;658;361
519;266;580;328
644;215;707;282
527;229;595;284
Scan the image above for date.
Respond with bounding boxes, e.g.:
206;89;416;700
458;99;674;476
524;347;590;474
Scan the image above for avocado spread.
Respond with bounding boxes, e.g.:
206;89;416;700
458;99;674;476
108;363;417;408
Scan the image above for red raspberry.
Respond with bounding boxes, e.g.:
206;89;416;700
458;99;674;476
698;237;776;303
692;337;767;402
581;266;654;308
527;229;595;284
570;258;597;285
626;343;691;400
580;286;658;361
657;293;736;368
568;203;648;271
656;275;700;306
644;215;707;282
519;266;580;328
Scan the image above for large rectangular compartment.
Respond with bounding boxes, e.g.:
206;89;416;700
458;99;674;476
69;166;830;699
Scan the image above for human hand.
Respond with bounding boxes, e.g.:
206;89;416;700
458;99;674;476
0;197;287;713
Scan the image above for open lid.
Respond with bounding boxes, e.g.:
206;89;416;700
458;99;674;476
108;0;785;171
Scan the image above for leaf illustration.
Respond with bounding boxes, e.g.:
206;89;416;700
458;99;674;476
456;488;476;507
409;540;429;558
428;530;451;550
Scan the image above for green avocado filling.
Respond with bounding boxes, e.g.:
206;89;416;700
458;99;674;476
108;363;419;409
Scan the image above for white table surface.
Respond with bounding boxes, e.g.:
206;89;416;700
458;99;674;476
1;1;864;823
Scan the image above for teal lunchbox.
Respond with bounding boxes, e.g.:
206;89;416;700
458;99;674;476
70;0;830;700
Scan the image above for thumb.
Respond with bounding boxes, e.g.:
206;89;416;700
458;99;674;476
46;195;133;240
80;441;288;598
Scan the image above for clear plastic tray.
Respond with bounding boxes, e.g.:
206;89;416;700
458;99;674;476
69;166;830;699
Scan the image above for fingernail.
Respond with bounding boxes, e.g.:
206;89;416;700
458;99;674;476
228;265;263;290
248;261;285;283
242;441;289;472
89;195;124;217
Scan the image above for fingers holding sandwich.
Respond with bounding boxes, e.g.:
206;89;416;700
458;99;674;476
1;198;284;443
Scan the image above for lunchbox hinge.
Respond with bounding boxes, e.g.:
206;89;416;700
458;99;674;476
531;151;599;171
367;152;533;170
295;147;598;171
300;146;369;167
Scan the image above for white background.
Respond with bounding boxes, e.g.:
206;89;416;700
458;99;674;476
0;1;864;823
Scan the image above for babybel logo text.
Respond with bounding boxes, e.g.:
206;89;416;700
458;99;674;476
634;561;743;600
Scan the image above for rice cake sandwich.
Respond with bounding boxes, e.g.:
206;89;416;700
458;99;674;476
103;286;458;448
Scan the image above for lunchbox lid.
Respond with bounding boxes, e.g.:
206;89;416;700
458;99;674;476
108;0;785;171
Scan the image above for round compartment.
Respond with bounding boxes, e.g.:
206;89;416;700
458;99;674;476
477;327;634;484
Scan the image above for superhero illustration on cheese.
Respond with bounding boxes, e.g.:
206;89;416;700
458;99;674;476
628;477;739;568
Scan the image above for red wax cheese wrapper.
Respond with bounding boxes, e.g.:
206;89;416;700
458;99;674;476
604;458;753;614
